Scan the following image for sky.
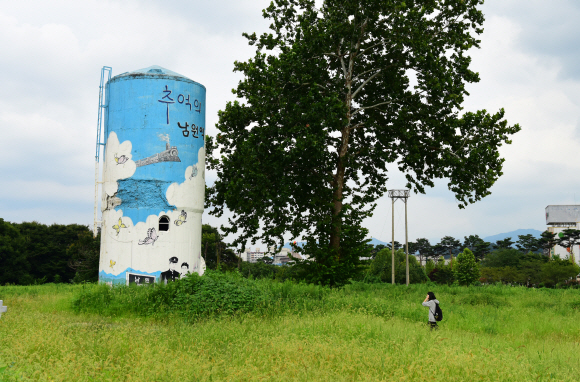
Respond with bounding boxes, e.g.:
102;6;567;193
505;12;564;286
1;0;579;248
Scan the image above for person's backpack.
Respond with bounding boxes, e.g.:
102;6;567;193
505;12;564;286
433;303;443;321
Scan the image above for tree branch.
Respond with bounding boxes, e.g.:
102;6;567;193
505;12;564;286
358;41;383;56
428;145;461;160
353;68;381;82
346;122;365;132
338;38;348;79
352;69;381;99
352;99;393;116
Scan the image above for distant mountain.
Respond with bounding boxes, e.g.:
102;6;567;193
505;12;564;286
367;238;390;246
483;229;543;244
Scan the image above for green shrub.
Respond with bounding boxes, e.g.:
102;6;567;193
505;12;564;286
171;271;264;317
428;266;455;285
453;248;480;286
368;248;428;284
72;270;265;319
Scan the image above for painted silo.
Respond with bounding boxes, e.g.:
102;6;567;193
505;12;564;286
98;65;206;285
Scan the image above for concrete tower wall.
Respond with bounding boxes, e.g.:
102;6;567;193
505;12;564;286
98;66;206;285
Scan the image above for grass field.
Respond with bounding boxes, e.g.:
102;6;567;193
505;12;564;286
1;279;580;381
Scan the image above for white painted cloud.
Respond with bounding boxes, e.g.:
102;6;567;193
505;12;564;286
166;147;205;211
102;131;136;198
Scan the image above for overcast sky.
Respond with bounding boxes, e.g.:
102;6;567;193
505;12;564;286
1;0;579;247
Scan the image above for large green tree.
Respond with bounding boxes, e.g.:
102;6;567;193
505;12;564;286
414;238;433;264
386;241;403;251
494;237;514;250
463;234;489;261
208;0;520;284
201;224;239;271
516;234;540;253
538;230;557;257
438;236;461;260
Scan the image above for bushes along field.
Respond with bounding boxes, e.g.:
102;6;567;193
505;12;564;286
70;270;580;338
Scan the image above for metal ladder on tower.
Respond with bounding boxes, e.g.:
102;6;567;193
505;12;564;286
94;66;112;238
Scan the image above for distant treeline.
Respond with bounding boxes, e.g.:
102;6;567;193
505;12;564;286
366;233;580;288
2;217;579;288
0;218;99;285
370;233;552;263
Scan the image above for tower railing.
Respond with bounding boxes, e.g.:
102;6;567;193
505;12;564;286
94;66;112;237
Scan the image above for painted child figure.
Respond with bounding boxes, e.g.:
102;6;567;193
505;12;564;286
180;262;189;278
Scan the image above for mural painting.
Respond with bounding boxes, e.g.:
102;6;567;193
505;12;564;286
138;228;158;246
98;66;206;286
180;262;189;277
161;257;181;283
175;210;187;226
127;273;156;285
112;218;127;236
115;153;129;165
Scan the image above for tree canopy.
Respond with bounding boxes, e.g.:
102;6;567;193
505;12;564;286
538;230;557;257
463;234;489;261
208;0;520;285
494;237;514;250
516;234;540;253
0;219;95;285
414;238;433;263
201;224;240;271
438;236;461;258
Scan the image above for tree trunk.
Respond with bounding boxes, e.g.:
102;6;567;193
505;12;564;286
329;141;348;254
329;48;354;255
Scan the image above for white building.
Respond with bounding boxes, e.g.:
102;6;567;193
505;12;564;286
244;247;268;263
243;246;303;264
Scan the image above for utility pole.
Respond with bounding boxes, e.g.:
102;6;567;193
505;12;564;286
405;199;409;286
388;189;410;285
392;197;395;285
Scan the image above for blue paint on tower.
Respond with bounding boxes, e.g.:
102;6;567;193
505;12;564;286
106;66;206;224
115;179;176;221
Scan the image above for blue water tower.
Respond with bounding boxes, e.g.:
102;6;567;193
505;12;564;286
97;65;206;285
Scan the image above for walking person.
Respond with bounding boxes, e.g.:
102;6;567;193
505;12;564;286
422;292;440;330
